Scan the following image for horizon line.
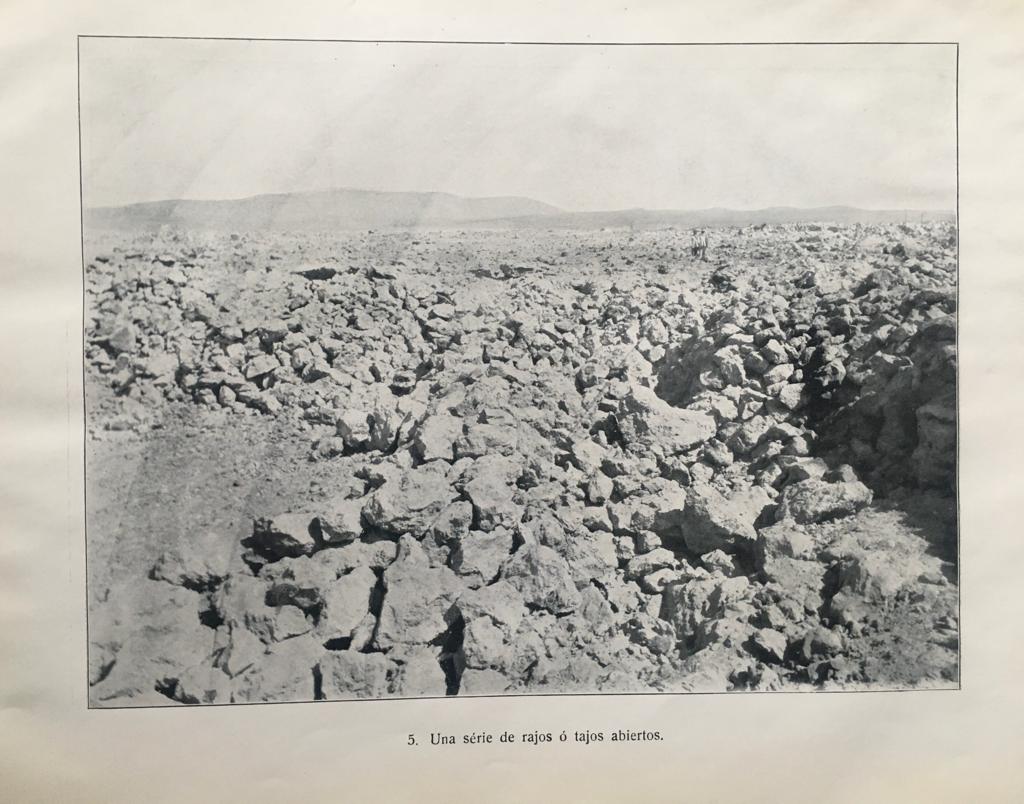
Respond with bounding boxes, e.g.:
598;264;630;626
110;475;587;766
86;186;956;216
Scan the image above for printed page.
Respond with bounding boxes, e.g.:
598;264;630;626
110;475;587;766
1;1;1021;801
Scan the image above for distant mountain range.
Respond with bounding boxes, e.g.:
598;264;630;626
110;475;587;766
467;205;955;229
84;188;954;232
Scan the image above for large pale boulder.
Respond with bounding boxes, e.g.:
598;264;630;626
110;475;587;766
775;479;873;524
375;537;464;649
363;462;458;536
614;383;716;455
500;544;581;614
318;651;390;700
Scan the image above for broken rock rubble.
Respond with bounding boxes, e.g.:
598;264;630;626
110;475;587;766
85;222;958;703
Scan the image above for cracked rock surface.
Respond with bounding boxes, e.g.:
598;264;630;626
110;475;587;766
85;223;957;705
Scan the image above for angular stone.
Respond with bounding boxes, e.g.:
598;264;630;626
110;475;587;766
244;354;279;379
712;346;747;385
314;540;398;574
757;522;815;562
348;612;378;652
777;383;805;410
318;651;390;700
727;415;775;455
249;514;318;560
459;668;512;695
317;566;377;641
567;437;606;474
337;409;372;449
585;473;614;505
837;550;926;603
677;483;759;554
363;462;458;536
775;479;873;524
635;531;662;553
315;499;365;545
430;501;474;543
270;605;312;641
659;576;751;638
450;527;514;588
752;628;788;663
454;580;526;635
761;339;788;365
500;544;581;614
89;583;218;705
107;323;138;355
460;616;511;670
615;383;716;455
217;573;277;643
777;456;829;486
232;635;319;703
629;612;677;655
367;405;411;452
412;413;463;462
577;585;616;632
170;664;234;705
625;547;677;581
375;537;464;649
462;454;523;532
149;532;229;592
640;567;686;594
560;530;619;587
455;423;520;459
218;624;266;678
262;555;337;612
701;549;740;576
389;646;447;696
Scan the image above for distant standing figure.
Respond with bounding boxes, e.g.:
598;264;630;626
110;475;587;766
697;229;709;261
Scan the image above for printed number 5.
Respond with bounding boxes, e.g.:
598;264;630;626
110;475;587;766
408;734;417;746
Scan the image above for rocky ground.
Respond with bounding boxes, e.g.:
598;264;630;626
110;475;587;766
84;222;958;706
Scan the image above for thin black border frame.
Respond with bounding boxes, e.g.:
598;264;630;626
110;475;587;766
77;35;961;710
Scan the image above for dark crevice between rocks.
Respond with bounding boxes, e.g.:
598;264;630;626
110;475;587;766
359;523;402;545
438;614;465;696
659;533;710;573
507;524;529;557
468;503;483;532
243;519;318;565
148;568;225;595
742;634;784;667
816;561;847;627
730;543;761;580
598;415;626;449
198;596;225;629
323;636;352;651
360;568;387;654
240;548;268;576
154;677;179;702
265;585;323;624
357;468;390;494
90;657;116;687
590;578;618;613
313;663;324;700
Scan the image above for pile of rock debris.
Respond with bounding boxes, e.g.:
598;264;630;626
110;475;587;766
86;222;958;704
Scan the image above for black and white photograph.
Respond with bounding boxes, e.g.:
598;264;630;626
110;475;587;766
80;38;958;706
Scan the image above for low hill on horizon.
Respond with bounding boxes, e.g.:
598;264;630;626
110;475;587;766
85;189;955;232
84;188;562;232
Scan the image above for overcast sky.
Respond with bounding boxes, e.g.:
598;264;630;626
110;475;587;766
79;39;956;211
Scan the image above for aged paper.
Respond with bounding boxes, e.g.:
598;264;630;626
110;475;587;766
1;1;1022;801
